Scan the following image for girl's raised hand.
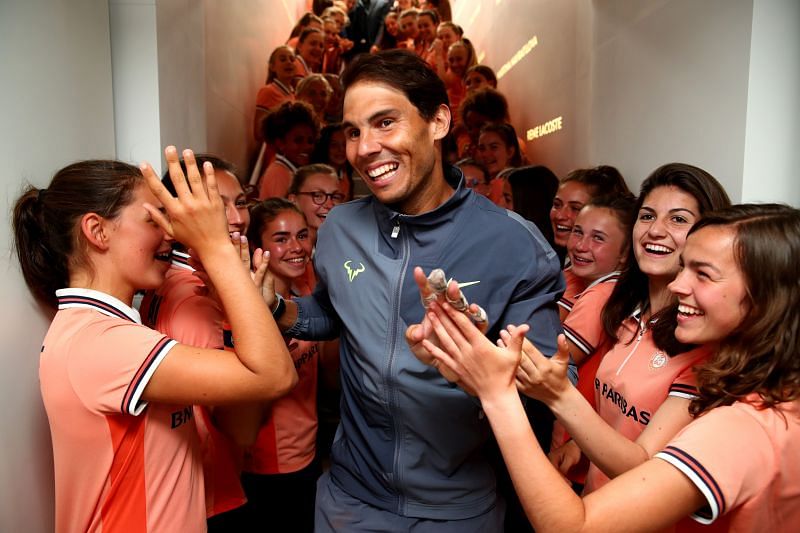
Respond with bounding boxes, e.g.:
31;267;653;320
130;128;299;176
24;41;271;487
251;247;277;310
141;146;229;258
422;301;529;401
512;333;573;405
548;439;583;477
189;232;250;303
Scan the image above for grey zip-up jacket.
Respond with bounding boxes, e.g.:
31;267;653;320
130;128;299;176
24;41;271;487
287;167;566;520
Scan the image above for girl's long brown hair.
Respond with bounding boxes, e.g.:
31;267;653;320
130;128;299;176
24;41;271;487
686;204;800;416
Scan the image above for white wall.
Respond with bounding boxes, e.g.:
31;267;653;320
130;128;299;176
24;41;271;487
0;1;298;527
741;0;800;205
458;0;757;198
588;0;753;198
156;0;208;161
110;0;163;171
203;0;301;172
0;1;116;531
113;0;300;173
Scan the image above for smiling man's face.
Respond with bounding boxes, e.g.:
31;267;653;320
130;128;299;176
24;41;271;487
342;81;450;215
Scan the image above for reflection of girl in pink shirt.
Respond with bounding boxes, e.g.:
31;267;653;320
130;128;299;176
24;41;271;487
549;195;636;483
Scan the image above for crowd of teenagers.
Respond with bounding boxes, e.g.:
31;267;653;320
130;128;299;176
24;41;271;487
13;3;799;532
253;0;526;212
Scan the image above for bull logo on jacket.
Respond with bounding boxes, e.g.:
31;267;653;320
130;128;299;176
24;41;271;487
344;260;366;282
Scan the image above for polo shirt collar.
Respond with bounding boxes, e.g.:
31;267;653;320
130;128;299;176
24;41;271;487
56;288;141;324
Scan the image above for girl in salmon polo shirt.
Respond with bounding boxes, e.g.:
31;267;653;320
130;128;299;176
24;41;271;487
435;21;462;56
253;45;297;144
441;39;476;121
240;199;321;533
549;194;637;487
12;148;297;533
422;203;800;532
464;64;497;94
252;45;299;184
257;101;319;200
294;27;325;77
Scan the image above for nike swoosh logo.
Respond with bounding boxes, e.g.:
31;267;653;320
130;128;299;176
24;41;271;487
451;280;480;288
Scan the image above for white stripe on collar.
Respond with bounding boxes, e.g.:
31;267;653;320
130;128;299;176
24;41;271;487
170;250;195;271
295;54;310;74
584;270;621;291
56;288;142;324
275;154;298;172
273;79;293;96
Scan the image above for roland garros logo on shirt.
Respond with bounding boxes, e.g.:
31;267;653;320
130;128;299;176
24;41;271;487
649;351;668;370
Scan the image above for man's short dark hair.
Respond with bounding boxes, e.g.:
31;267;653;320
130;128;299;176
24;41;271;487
341;49;449;121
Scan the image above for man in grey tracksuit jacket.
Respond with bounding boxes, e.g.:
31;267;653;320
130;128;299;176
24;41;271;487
273;50;567;531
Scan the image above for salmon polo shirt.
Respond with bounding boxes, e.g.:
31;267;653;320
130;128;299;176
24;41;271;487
40;288;205;533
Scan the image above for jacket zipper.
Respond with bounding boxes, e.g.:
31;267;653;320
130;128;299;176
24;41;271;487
386;217;409;513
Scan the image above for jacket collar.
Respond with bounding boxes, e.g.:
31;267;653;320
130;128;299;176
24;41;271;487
371;165;469;230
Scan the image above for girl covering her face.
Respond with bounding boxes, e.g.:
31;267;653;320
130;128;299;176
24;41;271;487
13;148;297;531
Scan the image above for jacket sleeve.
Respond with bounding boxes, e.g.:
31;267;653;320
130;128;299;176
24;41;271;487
285;279;342;341
495;216;578;385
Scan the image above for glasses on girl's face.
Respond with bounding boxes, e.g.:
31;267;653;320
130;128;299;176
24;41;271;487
296;191;345;205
